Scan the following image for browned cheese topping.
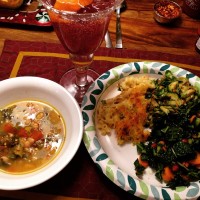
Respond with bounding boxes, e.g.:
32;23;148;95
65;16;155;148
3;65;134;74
96;76;155;145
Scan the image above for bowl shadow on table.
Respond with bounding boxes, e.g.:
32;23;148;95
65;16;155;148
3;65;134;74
26;141;141;200
153;17;183;28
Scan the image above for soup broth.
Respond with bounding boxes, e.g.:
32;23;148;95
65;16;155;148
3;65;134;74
0;100;66;174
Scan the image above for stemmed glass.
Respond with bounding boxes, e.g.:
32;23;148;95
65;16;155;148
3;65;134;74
41;0;122;104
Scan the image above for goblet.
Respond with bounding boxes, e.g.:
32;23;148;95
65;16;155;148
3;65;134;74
41;0;122;104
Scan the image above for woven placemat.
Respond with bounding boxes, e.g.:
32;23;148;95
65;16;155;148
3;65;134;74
0;40;200;200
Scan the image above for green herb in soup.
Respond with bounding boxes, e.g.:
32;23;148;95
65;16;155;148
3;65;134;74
0;101;65;174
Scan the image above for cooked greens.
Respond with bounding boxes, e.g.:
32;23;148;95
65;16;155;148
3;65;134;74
134;70;200;189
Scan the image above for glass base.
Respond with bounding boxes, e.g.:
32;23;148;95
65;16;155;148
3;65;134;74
60;69;99;105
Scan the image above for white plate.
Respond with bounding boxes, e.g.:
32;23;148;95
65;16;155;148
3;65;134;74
81;61;200;200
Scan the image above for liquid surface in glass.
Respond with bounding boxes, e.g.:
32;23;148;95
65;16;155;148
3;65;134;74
49;0;115;55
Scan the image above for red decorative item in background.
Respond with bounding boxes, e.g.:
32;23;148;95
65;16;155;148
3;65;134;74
0;0;51;26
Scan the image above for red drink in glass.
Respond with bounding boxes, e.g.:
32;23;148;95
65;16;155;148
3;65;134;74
41;0;121;104
49;0;114;55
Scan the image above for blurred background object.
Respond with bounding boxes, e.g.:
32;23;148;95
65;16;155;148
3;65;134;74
153;0;182;24
182;0;200;19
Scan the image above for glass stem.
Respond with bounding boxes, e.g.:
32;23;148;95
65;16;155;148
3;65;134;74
69;53;94;87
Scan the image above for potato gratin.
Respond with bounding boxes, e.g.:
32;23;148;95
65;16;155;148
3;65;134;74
96;75;154;145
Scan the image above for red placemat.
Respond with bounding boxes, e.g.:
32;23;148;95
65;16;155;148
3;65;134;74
1;40;200;82
0;40;200;200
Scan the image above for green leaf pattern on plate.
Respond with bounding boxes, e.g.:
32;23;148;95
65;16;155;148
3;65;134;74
107;159;114;165
82;111;89;126
151;62;163;68
106;164;114;182
96;79;104;91
99;71;110;80
128;175;136;194
150;68;159;74
169;66;179;74
89;136;101;157
81;62;200;200
83;103;95;111
117;170;126;189
105;69;119;88
89;94;96;106
150;185;160;200
186;183;200;197
177;69;188;77
160;64;170;71
96;153;108;161
174;193;181;200
175;186;187;192
162;189;171;200
195;82;200;93
91;89;102;96
139;180;149;199
85;125;95;132
121;66;132;74
186;73;196;79
133;62;141;72
83;132;90;150
143;64;148;74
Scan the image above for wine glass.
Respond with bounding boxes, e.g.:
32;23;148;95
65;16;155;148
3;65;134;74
40;0;122;105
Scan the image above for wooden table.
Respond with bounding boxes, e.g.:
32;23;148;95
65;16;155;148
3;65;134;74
0;1;200;200
0;0;199;57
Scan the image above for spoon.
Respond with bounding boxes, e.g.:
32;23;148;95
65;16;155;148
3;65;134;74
115;1;126;48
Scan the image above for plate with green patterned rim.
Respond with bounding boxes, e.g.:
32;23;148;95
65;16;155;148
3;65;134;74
81;61;200;200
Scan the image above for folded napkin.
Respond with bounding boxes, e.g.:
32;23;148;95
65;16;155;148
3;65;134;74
0;40;200;200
